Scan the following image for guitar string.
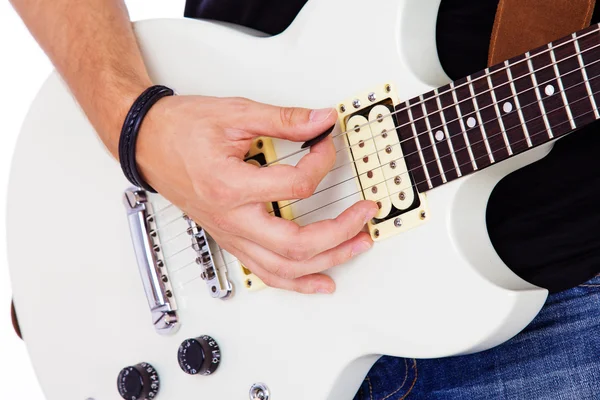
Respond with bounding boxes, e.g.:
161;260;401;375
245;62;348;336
291;104;599;222
153;29;600;280
171;250;250;279
172;100;600;284
266;28;600;166
155;65;600;252
144;32;600;224
169;245;246;277
181;274;202;287
147;203;174;220
171;259;198;273
160;227;192;247
151;43;600;240
263;26;600;168
269;58;600;215
266;40;600;179
153;213;186;234
160;85;600;265
176;249;274;288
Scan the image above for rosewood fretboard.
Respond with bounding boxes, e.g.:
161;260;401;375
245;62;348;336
396;24;600;192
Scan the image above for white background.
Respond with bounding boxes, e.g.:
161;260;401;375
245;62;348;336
0;1;184;398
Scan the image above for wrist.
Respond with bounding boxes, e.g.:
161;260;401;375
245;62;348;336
116;85;175;192
85;75;154;159
133;94;176;192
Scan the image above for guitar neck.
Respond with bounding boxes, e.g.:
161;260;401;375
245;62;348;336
396;23;600;193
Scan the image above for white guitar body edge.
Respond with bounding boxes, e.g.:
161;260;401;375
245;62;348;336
7;1;549;399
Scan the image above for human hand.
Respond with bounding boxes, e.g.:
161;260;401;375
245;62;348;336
134;95;379;294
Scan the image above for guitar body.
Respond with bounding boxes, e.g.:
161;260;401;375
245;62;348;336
7;1;550;399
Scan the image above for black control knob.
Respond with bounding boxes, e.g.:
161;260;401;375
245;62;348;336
177;335;221;375
117;362;160;400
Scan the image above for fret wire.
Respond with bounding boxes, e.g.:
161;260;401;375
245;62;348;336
163;75;600;256
323;26;599;147
505;60;533;147
450;82;479;170
271;40;600;216
467;75;495;162
275;72;600;219
407;104;433;189
269;35;600;170
371;26;600;129
405;85;600;189
388;102;600;198
286;27;600;171
290;100;600;223
276;44;600;219
548;43;577;129
574;33;600;119
322;56;600;200
526;51;554;138
486;69;514;155
419;96;447;183
434;88;462;177
157;31;598;248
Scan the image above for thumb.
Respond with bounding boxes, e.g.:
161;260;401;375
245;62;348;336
239;100;338;142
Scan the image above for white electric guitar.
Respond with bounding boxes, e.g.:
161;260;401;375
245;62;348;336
8;1;600;399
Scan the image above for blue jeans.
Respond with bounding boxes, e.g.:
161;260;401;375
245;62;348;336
354;274;600;399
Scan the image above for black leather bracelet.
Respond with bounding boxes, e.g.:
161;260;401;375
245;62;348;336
118;85;175;193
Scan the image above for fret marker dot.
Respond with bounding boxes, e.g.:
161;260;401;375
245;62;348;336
466;117;477;128
503;102;513;113
545;85;555;96
435;130;445;141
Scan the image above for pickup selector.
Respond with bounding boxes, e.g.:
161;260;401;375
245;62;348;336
177;335;221;376
117;362;160;400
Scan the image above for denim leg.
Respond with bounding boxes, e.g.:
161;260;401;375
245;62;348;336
354;274;600;400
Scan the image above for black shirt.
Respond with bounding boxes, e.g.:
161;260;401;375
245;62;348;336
184;0;600;292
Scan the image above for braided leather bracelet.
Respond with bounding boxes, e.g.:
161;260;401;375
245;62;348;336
118;85;175;192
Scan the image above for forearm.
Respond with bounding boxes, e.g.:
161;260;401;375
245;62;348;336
10;0;153;156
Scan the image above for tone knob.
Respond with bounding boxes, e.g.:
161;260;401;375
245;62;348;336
177;335;221;375
117;362;160;400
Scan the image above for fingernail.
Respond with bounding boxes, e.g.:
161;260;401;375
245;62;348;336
309;108;334;123
351;240;372;257
317;286;334;294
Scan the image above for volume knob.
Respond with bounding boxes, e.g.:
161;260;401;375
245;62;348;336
177;335;221;375
117;362;160;400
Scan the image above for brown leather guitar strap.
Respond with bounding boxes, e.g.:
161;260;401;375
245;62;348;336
11;300;22;339
488;0;596;67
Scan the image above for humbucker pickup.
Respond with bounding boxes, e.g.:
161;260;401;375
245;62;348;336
338;84;430;241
